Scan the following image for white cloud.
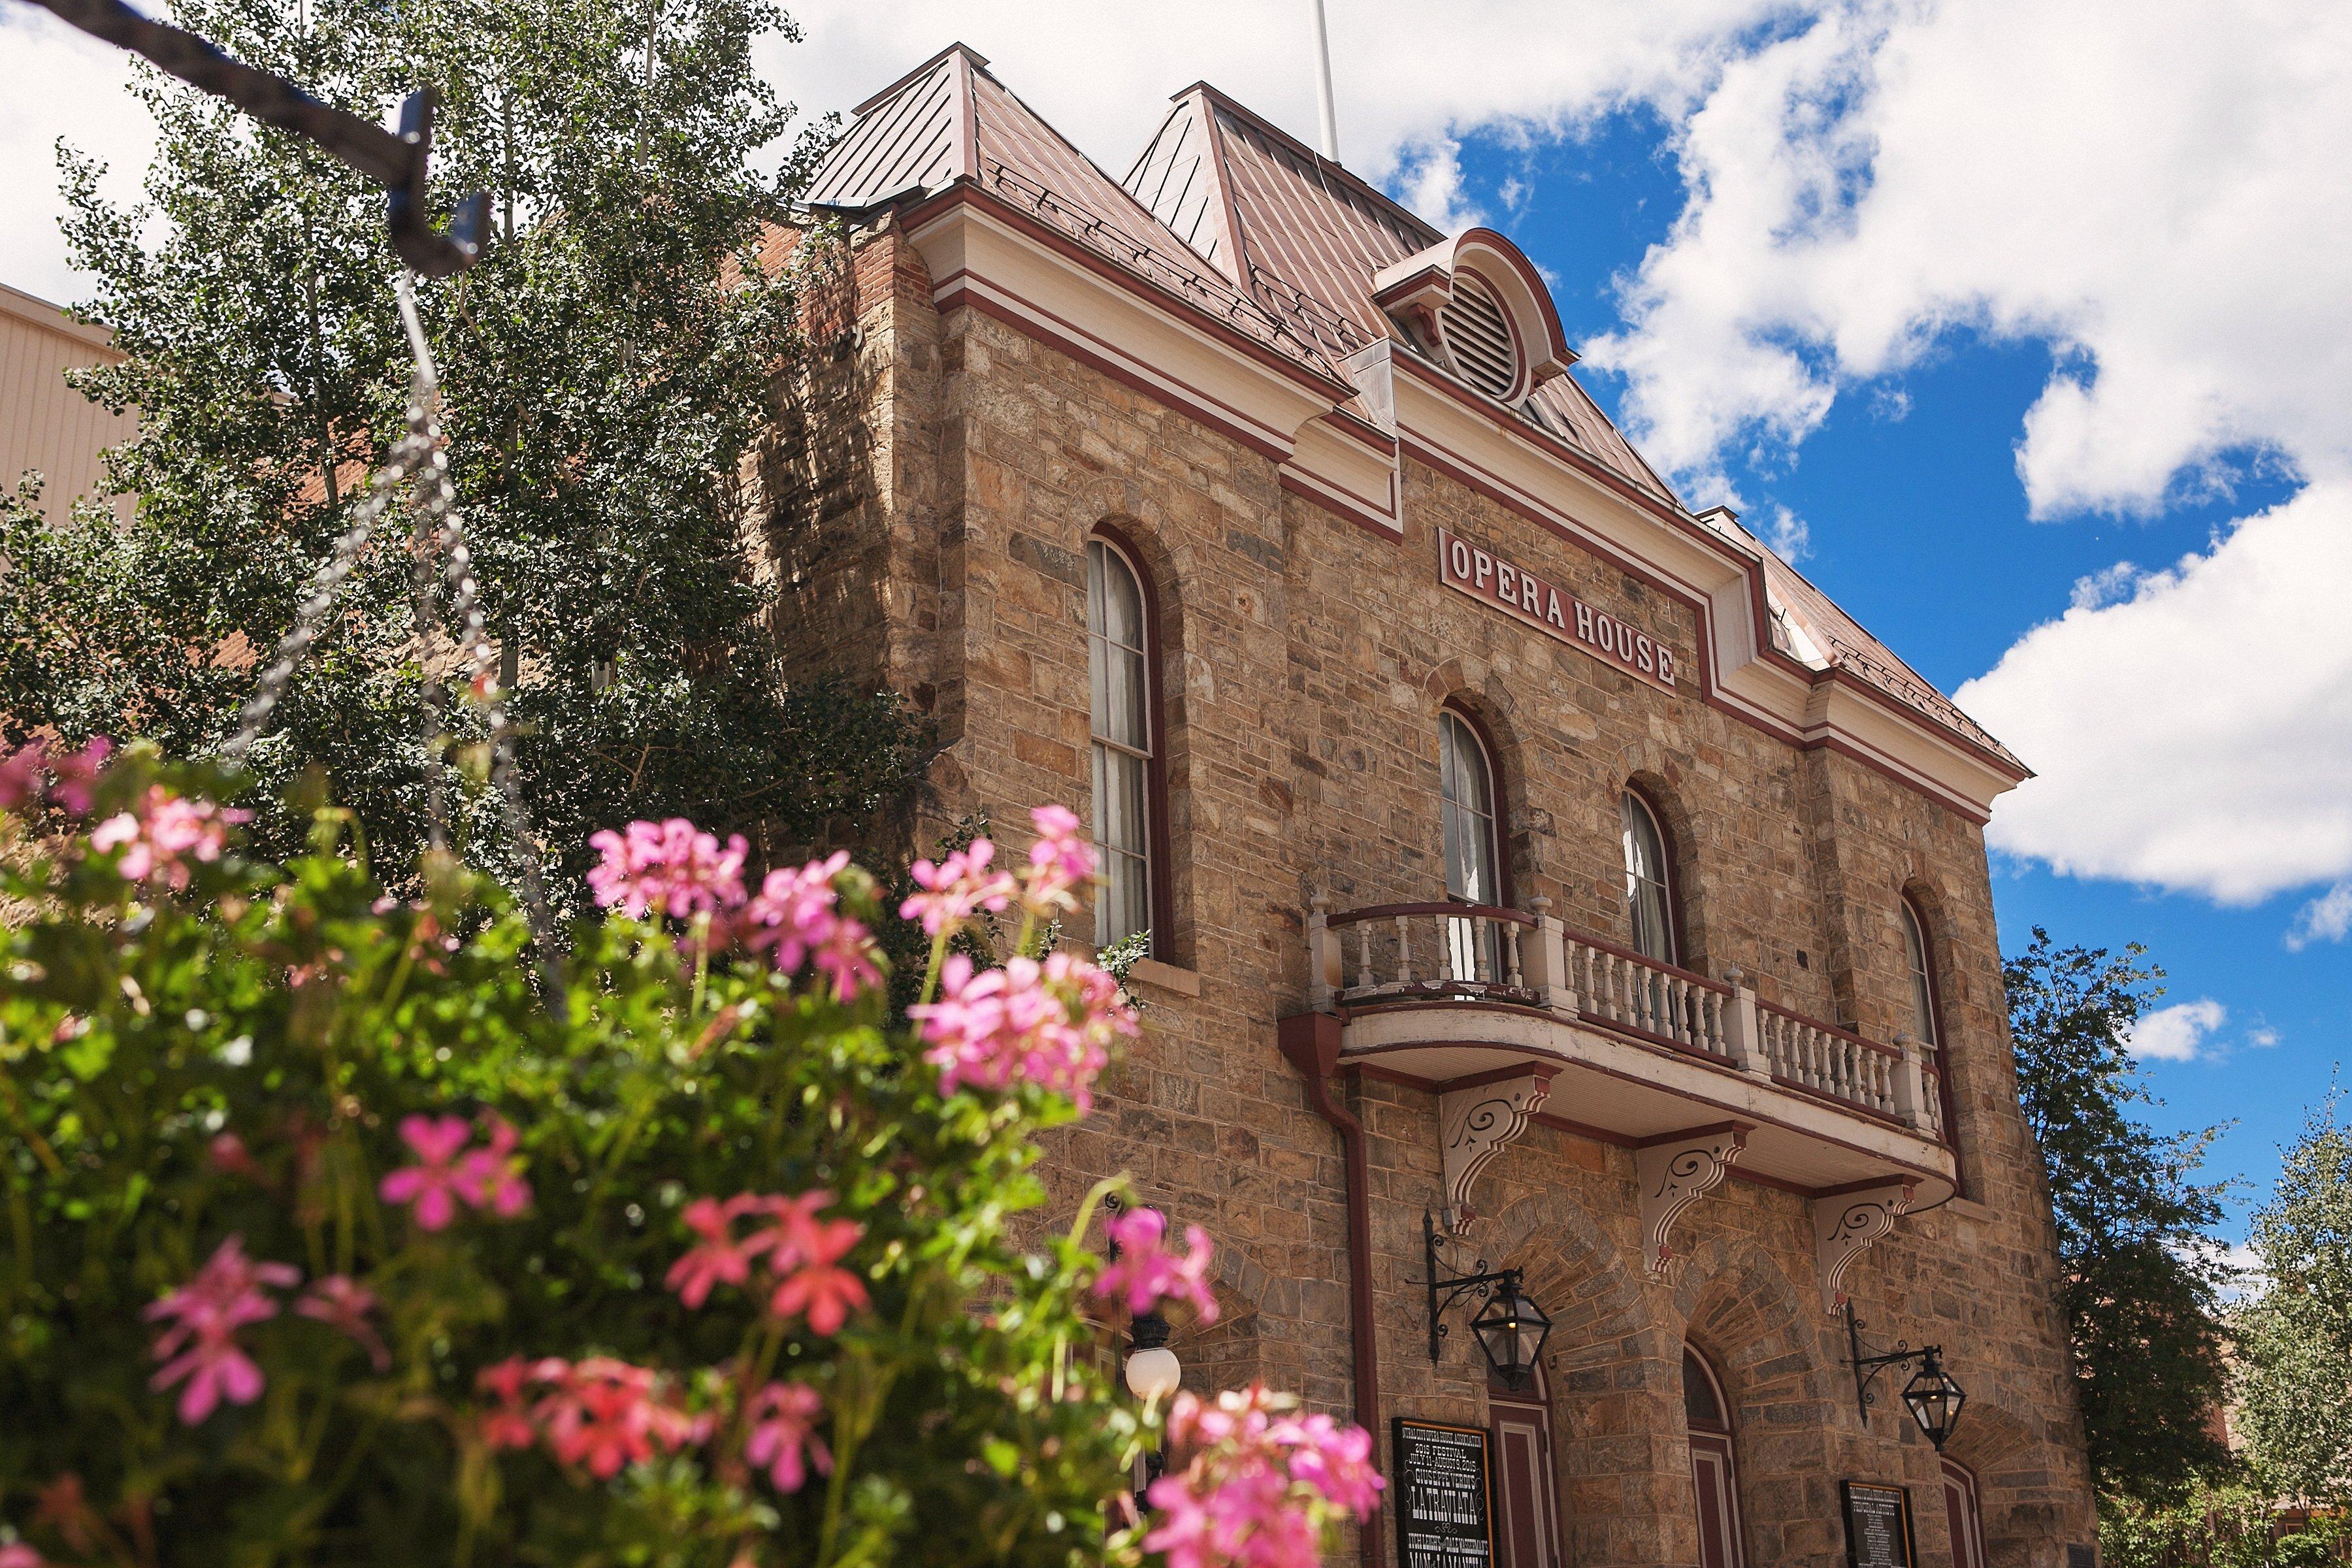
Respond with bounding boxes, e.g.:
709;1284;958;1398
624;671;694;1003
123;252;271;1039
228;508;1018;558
2288;883;2352;951
1763;504;1810;563
2067;563;2140;613
2126;998;2227;1062
0;6;152;304
1959;483;2352;904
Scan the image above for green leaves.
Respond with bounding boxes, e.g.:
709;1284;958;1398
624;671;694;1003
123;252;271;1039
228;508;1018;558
2232;1097;2352;1504
2006;927;2234;1503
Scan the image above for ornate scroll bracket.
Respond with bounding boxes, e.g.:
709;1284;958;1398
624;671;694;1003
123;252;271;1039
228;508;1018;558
1636;1126;1746;1277
1814;1182;1915;1315
1439;1069;1554;1235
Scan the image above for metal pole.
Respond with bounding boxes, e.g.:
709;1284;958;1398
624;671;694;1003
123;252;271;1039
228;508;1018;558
1308;0;1339;161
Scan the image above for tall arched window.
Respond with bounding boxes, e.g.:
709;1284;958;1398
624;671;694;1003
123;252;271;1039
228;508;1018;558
1086;538;1156;947
1621;789;1679;966
1899;896;1940;1049
1683;1347;1746;1568
1440;711;1503;981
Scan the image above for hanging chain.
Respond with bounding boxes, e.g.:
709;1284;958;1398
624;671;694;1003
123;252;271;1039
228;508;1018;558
225;270;567;1017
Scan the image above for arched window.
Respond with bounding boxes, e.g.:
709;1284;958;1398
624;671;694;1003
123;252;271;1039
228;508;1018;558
1086;538;1156;947
1621;789;1679;966
1440;711;1504;981
1683;1348;1746;1568
1900;896;1940;1049
1940;1456;1987;1568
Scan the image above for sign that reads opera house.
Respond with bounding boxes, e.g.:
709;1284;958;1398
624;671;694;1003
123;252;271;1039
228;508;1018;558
1438;528;1678;689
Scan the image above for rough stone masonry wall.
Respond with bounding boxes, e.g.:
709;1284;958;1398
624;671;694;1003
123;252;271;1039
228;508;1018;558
774;222;2094;1567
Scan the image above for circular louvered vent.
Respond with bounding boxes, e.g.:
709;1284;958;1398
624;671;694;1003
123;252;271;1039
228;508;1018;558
1437;272;1520;400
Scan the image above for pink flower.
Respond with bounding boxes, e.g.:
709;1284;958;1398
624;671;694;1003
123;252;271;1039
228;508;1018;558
740;853;880;1000
1147;1386;1382;1568
899;839;1015;937
0;1543;44;1568
476;1356;547;1450
455;1114;532;1218
1272;1413;1382;1515
664;1195;762;1309
1021;804;1096;917
88;785;247;890
585;818;748;919
1096;1207;1219;1324
297;1275;390;1372
534;1358;696;1478
909;951;1135;1112
145;1235;299;1425
378;1115;474;1231
381;1113;532;1229
744;1381;832;1494
0;743;43;811
46;738;112;814
753;1191;868;1334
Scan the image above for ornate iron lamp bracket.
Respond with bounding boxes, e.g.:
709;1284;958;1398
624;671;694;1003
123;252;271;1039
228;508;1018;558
1423;1208;1522;1364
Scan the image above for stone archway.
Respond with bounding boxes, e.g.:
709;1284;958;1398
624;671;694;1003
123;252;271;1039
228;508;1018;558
1670;1235;1843;1568
1932;1379;2085;1568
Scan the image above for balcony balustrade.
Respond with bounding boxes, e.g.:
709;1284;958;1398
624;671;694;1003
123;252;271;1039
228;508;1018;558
1302;896;1955;1209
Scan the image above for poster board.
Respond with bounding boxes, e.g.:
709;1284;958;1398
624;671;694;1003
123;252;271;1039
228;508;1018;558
1392;1418;1494;1568
1842;1480;1918;1568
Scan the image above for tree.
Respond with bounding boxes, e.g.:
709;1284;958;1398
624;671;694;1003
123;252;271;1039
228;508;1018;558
0;0;922;894
0;747;1380;1565
2234;1096;2352;1503
2005;928;2234;1502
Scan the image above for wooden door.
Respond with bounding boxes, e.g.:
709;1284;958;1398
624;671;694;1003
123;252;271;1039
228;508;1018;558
1942;1458;1987;1568
1490;1393;1562;1568
1690;1432;1744;1568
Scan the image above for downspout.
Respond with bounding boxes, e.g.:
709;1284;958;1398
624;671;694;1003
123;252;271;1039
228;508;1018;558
1278;1011;1382;1568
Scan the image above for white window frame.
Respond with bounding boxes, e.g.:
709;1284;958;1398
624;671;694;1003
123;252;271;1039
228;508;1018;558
1086;538;1155;949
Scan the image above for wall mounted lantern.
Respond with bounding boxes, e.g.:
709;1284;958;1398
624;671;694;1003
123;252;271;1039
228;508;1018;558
1425;1210;1552;1388
1845;1303;1968;1451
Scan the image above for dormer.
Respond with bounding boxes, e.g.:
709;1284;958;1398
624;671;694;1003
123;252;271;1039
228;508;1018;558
1371;229;1575;404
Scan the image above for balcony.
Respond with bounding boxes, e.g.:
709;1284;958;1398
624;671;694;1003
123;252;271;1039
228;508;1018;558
1299;898;1958;1248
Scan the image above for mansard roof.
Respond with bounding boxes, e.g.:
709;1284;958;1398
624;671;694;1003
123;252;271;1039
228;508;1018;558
799;46;2023;784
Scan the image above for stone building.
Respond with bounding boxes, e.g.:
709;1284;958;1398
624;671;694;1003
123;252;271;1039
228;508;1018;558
767;43;2096;1568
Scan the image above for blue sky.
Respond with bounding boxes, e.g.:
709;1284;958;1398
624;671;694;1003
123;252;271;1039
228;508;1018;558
8;0;2349;1243
1458;110;2345;1236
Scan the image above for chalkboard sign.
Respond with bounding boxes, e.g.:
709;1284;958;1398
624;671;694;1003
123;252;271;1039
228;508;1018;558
1392;1418;1494;1568
1842;1481;1917;1568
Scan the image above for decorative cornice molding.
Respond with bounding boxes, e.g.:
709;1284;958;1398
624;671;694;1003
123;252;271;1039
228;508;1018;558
1636;1128;1746;1277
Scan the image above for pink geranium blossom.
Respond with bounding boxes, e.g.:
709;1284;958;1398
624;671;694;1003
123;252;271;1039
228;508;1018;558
585;818;748;919
1021;804;1096;917
0;736;111;815
740;853;880;1000
753;1190;869;1333
532;1358;699;1478
0;1542;44;1568
88;785;247;890
145;1235;299;1425
380;1113;531;1230
1145;1385;1382;1568
46;738;112;814
664;1195;764;1309
297;1275;390;1372
909;951;1135;1111
744;1381;832;1494
0;744;44;811
898;839;1015;937
1095;1207;1218;1324
476;1356;552;1450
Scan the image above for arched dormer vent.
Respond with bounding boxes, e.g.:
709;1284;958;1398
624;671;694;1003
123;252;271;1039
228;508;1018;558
1370;228;1576;404
1437;272;1520;400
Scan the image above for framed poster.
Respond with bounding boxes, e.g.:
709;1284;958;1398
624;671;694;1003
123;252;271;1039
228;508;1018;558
1842;1481;1918;1568
1392;1418;1495;1568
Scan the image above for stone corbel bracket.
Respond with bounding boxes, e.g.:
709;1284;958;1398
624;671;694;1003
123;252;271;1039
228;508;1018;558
1439;1068;1556;1234
1636;1126;1747;1277
1813;1181;1915;1315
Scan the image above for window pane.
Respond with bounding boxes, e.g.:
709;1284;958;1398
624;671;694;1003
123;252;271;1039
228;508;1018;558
1093;742;1151;944
1441;715;1497;906
1903;904;1938;1047
1622;792;1677;966
1682;1349;1724;1430
1088;544;1150;749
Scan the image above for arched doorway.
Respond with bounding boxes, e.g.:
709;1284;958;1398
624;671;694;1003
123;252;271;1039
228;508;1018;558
1490;1362;1563;1568
1941;1457;1987;1568
1684;1347;1746;1568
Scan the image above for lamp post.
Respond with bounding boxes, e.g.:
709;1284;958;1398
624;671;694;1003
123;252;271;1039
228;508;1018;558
1424;1211;1553;1388
1107;1199;1182;1509
1844;1304;1968;1451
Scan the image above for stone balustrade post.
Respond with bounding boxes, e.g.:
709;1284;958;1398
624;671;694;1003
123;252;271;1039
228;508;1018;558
1308;896;1335;1011
1890;1030;1931;1131
1521;897;1577;1017
1721;966;1771;1080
